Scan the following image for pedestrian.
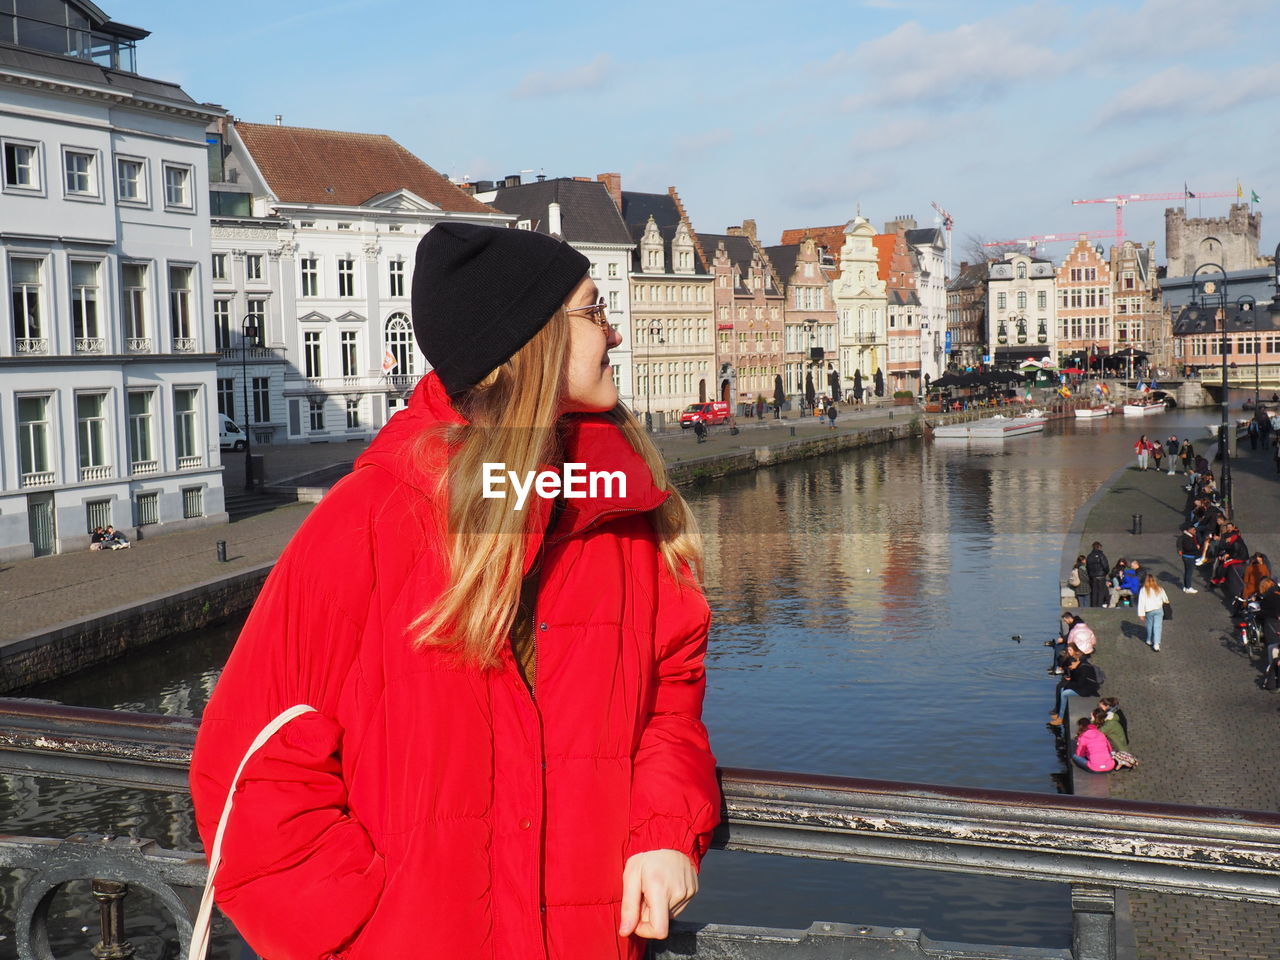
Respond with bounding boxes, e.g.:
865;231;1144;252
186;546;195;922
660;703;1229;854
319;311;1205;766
1165;435;1179;475
1133;434;1152;471
1177;522;1200;594
1150;440;1164;473
1247;418;1260;451
1136;573;1169;652
1086;541;1110;609
826;401;838;430
1273;434;1280;475
1068;554;1090;607
189;223;720;960
1178;438;1195;476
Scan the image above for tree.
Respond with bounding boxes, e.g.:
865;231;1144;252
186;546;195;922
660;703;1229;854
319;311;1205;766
962;232;1021;265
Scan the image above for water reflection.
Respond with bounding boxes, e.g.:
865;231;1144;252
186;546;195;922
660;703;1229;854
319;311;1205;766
2;411;1217;952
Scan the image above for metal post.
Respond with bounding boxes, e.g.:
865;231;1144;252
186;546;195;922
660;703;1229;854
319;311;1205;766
240;316;257;492
1070;884;1117;960
90;879;134;960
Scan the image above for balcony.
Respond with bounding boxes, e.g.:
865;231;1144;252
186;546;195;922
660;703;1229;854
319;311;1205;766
79;465;113;482
127;338;152;353
173;338;197;353
130;460;158;477
74;338;106;354
177;455;203;470
21;471;55;488
15;338;48;355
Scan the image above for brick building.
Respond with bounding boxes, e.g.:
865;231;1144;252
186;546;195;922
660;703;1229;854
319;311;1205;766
1054;237;1111;369
764;237;838;404
1109;240;1163;363
873;227;920;393
946;261;987;369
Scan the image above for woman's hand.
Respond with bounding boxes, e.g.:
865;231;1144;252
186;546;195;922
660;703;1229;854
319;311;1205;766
619;849;698;940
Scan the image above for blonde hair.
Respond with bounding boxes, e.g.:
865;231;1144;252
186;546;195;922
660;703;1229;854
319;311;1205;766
1142;573;1161;593
410;308;702;668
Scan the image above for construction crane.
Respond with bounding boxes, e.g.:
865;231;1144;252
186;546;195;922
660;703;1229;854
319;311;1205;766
931;200;953;280
983;230;1119;257
1071;190;1235;242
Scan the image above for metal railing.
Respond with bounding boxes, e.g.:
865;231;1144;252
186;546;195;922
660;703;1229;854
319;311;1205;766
127;337;152;353
0;700;1277;960
14;338;48;354
74;337;106;353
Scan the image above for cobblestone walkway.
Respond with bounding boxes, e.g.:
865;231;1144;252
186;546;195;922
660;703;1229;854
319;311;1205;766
1074;445;1280;959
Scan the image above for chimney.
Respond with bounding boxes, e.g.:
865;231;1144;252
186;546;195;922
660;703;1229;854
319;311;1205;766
597;172;622;210
741;219;757;241
548;202;562;237
274;114;282;126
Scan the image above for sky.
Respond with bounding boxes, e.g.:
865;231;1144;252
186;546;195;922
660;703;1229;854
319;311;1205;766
114;0;1279;266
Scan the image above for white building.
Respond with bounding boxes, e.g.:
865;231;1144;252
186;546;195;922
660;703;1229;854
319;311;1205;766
211;121;509;444
475;174;636;408
1;2;227;559
905;226;948;386
987;252;1059;369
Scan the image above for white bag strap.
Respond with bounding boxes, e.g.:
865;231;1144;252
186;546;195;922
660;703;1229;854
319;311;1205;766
187;704;317;960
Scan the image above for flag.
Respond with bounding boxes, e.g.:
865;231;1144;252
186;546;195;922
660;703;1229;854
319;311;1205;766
1185;182;1195;199
1237;181;1243;199
381;348;398;374
1252;190;1261;203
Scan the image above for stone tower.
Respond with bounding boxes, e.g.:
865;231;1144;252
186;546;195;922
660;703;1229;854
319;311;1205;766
1164;202;1261;278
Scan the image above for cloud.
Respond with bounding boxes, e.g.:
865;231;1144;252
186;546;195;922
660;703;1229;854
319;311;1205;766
1093;63;1280;127
1078;0;1275;62
1094;142;1177;183
787;168;892;211
836;7;1069;111
512;54;613;99
670;128;733;159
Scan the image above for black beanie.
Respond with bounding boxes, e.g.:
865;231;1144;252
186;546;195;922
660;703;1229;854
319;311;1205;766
411;222;590;395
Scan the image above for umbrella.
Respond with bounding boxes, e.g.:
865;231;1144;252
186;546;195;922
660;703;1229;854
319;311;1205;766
853;368;865;401
805;371;816;409
828;367;842;403
1062;367;1085;375
773;375;786;411
873;368;885;398
1113;347;1149;358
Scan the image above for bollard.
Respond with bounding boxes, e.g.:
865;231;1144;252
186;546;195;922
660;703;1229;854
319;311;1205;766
790;427;796;436
1131;514;1143;535
216;539;227;563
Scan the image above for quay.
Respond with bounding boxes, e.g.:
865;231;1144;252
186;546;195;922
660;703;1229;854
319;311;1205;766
1065;443;1280;958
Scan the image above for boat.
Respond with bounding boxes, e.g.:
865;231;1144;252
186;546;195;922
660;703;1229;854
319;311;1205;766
933;414;1047;440
1122;401;1164;416
1074;405;1111;419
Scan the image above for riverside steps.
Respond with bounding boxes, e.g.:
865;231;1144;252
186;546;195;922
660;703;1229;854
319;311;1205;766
1066;446;1280;959
0;403;937;689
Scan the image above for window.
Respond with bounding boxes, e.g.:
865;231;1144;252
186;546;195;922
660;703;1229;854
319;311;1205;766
128;391;154;471
245;254;263;281
590;262;600;279
346;398;360;429
76;393;108;471
337;222;352;230
169;265;193;346
163;164;191;208
337;259;355;297
996;292;1006;310
388;260;404;298
1016;291;1027;311
1016;263;1026;279
182;487;204;519
385;313;415;375
304;330;322;378
217;377;234;418
71;261;100;346
1038;291;1047;310
115;156;145;202
247;298;266;342
300;258;319;297
174;388;199;460
64;149;96;195
10;257;43;347
252;377;270;423
608;263;618;278
135;491;159;526
122;263;148;343
608;290;619;311
211;253;227;280
3;140;39;189
18;396;52;480
309;397;325;431
341;330;358;376
213;299;232;351
86;500;112;534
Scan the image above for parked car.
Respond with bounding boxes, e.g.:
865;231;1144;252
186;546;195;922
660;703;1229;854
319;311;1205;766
679;401;731;428
219;413;247;451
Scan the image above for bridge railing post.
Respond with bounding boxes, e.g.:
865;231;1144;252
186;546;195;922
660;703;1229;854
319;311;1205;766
1071;884;1116;960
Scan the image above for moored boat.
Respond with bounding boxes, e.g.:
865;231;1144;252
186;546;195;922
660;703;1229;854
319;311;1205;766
1122;401;1163;416
934;414;1047;440
1074;405;1111;419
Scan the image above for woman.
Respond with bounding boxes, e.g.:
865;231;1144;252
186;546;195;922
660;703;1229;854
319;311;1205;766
189;224;720;960
1150;439;1164;473
1107;558;1131;608
1073;716;1116;773
1048;642;1101;726
1136;573;1169;652
1068;555;1090;608
1241;552;1271;601
1096;698;1130;752
1133;434;1152;471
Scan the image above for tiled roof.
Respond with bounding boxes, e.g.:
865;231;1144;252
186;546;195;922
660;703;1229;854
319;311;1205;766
948;261;988;291
235;122;492;212
905;227;944;247
779;224;848;260
484;178;632;245
620;191;707;274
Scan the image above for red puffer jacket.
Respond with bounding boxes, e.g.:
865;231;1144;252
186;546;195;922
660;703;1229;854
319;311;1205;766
189;373;720;960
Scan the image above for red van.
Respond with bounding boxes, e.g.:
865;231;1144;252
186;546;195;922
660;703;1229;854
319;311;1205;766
679;402;731;428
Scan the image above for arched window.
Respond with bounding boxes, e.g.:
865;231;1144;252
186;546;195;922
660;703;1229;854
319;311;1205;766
385;312;415;376
1016;262;1027;279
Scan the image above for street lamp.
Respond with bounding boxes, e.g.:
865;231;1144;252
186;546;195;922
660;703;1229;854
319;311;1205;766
802;320;816;412
644;318;663;431
240;314;260;492
1187;262;1230;508
1235;295;1258;410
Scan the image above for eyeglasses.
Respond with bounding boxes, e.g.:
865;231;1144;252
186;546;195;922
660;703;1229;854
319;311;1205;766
565;297;618;336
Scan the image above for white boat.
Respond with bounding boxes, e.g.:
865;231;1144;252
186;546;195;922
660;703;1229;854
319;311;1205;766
1074;405;1111;419
1122;402;1164;416
934;414;1047;440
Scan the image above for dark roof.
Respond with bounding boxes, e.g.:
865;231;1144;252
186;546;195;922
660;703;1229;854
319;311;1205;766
1173;303;1277;336
905;227;944;247
699;232;756;272
0;41;203;108
948;261;988;291
237;122;491;212
484;178;632;244
763;244;799;283
619;190;707;274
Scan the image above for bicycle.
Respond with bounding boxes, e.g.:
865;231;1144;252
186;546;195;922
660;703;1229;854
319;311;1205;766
1233;597;1265;660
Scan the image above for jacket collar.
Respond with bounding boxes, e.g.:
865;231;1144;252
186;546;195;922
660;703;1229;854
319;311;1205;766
359;373;670;561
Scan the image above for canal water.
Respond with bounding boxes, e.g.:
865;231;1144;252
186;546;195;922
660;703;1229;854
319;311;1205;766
0;409;1222;957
